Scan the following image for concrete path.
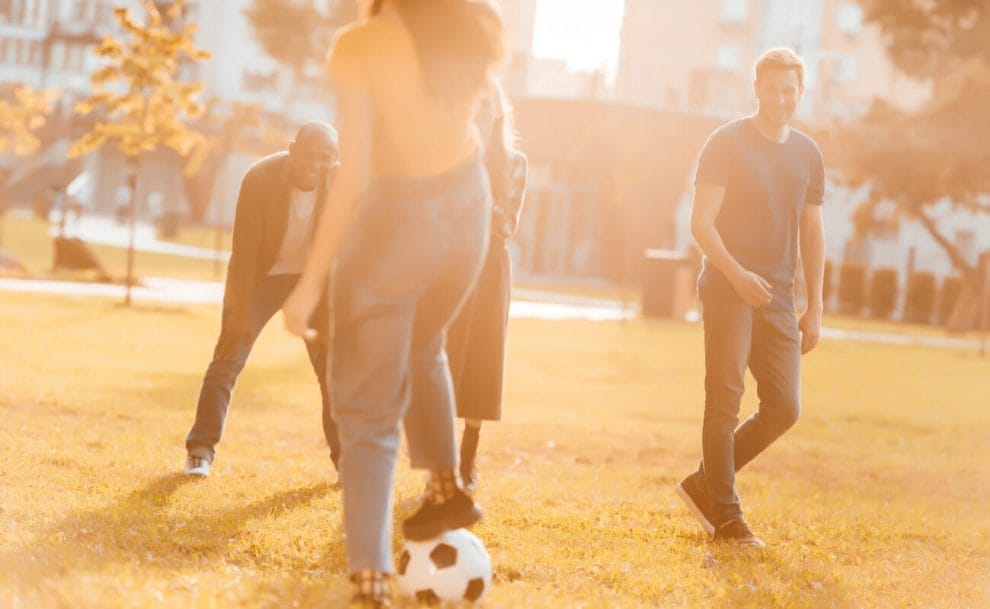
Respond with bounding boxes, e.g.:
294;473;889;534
0;275;984;350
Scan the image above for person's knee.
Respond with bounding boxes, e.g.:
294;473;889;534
704;385;744;425
336;400;403;448
771;394;801;432
204;357;244;383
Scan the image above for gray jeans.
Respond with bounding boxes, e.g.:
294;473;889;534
699;283;802;525
186;274;339;463
331;156;491;574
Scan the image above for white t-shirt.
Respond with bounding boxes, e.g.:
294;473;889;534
268;188;317;276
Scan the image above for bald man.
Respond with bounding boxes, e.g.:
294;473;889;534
184;122;342;479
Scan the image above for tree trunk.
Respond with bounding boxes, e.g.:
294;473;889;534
124;158;140;306
914;206;976;277
946;284;981;332
912;206;985;331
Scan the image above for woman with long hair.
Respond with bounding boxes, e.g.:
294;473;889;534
446;81;528;491
281;0;504;606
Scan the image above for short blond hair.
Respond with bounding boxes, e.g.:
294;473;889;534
755;48;805;88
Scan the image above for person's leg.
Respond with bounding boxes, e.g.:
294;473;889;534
332;292;416;576
402;166;491;538
732;308;802;471
302;292;341;468
460;419;482;491
699;296;754;526
455;242;512;489
185;277;287;463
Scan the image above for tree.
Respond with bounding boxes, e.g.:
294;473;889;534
243;0;357;93
0;86;56;247
0;87;56;155
69;0;211;305
831;0;990;327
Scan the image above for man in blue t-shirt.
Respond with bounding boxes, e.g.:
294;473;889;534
675;48;826;548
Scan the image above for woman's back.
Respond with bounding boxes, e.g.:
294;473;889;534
328;3;494;179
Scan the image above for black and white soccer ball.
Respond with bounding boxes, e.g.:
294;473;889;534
396;528;493;603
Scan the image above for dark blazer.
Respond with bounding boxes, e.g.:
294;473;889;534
222;152;328;330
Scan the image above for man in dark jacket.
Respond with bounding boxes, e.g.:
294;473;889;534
184;121;341;479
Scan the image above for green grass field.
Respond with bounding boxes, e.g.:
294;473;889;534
0;290;987;608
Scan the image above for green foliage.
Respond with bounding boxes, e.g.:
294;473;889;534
243;0;357;82
830;1;990;279
0;87;57;155
69;0;211;174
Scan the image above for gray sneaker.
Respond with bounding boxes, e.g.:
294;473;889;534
184;455;211;477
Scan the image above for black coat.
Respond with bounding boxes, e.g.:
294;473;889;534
222;152;329;334
447;151;528;421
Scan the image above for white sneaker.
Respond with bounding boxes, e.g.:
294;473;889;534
184;455;211;477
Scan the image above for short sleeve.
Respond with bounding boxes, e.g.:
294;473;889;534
694;127;732;187
805;142;825;206
326;26;365;87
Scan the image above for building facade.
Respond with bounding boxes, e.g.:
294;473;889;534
614;0;930;122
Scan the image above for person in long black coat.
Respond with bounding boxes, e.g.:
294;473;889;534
446;81;528;491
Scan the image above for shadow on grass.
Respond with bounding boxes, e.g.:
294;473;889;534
0;473;344;591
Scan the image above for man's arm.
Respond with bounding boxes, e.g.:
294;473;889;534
798;203;825;354
283;77;373;339
223;169;264;336
691;182;773;308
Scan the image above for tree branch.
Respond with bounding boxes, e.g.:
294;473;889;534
913;204;977;278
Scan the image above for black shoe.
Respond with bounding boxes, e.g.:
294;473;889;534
714;517;766;548
675;471;715;536
402;488;482;541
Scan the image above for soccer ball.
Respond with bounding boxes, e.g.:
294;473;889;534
396;528;493;603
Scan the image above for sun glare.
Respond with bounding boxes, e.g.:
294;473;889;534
531;0;625;79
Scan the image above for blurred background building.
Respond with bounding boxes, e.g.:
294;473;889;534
1;0;987;322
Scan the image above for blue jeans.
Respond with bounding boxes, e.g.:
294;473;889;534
186;273;340;463
331;156;491;574
698;283;802;525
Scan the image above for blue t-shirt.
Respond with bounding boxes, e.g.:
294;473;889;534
694;118;825;309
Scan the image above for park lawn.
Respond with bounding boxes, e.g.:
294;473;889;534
0;291;988;609
1;215;225;282
160;223;233;253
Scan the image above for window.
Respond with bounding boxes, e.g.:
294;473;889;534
51;42;66;71
720;0;747;24
715;44;741;72
18;38;31;64
838;3;863;35
69;44;84;72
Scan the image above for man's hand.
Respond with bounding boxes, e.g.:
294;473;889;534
798;307;822;354
730;270;774;308
283;280;321;343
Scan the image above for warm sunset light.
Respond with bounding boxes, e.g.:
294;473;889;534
531;0;625;77
1;1;988;607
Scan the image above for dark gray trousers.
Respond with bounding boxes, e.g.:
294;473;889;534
699;286;802;525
